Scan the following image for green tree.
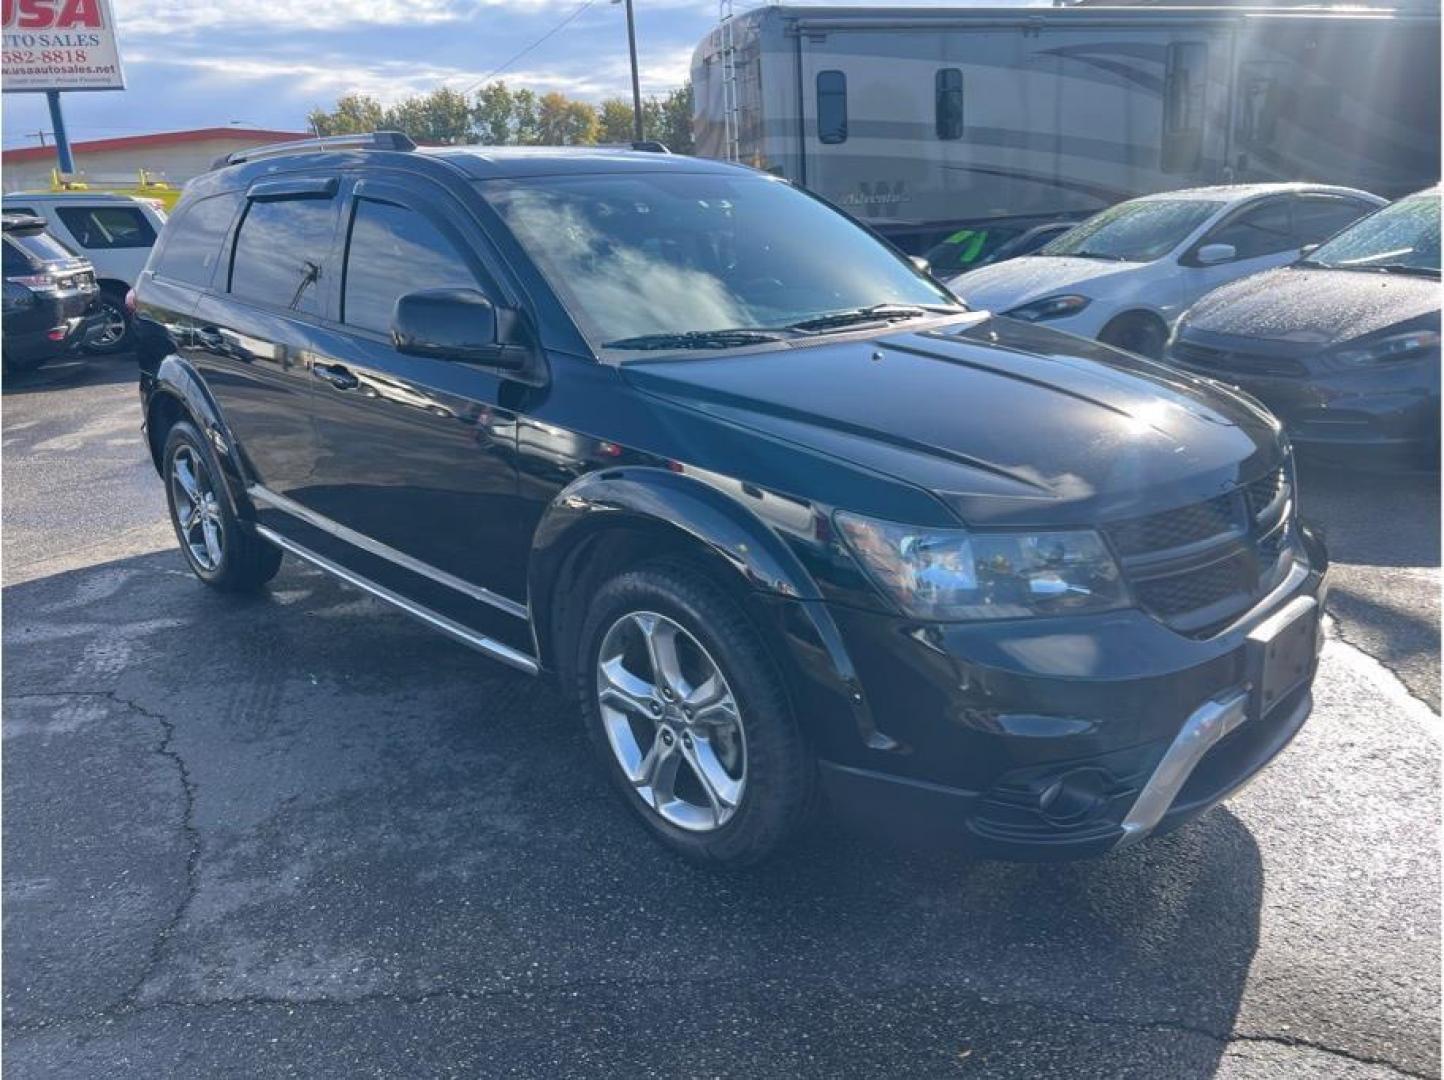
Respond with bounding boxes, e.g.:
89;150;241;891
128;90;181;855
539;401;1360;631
511;88;542;145
308;93;385;136
381;88;472;144
597;97;636;144
473;82;515;145
657;82;694;155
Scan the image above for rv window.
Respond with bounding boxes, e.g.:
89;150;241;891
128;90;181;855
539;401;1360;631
1162;42;1207;174
936;68;963;140
817;70;847;145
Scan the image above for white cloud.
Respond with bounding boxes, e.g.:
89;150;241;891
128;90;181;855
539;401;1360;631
124;43;696;105
119;0;714;37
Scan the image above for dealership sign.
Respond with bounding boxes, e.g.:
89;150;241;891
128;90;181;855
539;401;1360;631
2;0;125;93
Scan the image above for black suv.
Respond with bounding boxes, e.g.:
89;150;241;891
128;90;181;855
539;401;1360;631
3;213;99;373
135;134;1329;866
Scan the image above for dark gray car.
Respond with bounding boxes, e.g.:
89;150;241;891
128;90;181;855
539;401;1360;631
1167;189;1441;463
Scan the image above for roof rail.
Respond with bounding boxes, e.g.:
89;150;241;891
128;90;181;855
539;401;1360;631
215;131;417;169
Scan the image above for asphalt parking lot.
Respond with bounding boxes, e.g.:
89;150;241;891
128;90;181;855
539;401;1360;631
3;352;1439;1079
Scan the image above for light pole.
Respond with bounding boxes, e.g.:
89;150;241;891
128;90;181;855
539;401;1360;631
612;0;644;142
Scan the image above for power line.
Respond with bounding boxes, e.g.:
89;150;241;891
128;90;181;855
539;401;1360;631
459;0;602;97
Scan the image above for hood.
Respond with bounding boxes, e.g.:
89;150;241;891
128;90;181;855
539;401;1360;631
1182;265;1442;346
621;316;1283;527
947;255;1145;314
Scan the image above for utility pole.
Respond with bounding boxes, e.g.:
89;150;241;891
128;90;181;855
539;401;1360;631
45;91;76;174
615;0;644;142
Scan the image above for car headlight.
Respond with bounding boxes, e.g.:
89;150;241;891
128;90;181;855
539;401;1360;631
1003;294;1091;322
835;512;1128;621
1327;329;1441;368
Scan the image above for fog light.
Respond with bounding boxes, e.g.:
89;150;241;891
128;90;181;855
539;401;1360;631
1038;768;1109;825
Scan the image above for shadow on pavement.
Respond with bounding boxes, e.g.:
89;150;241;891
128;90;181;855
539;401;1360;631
3;548;1264;1077
1;352;138;397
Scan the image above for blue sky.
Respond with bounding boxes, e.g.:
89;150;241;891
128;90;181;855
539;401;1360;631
3;0;1032;149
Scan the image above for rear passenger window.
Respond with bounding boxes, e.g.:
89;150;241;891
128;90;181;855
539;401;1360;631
230;197;336;315
1291;197;1372;246
54;205;156;249
342;199;480;336
935;68;963;140
154;193;241;288
816;70;847;145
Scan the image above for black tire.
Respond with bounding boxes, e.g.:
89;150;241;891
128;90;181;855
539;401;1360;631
576;559;814;866
84;287;133;355
162;420;282;592
1099;312;1168;359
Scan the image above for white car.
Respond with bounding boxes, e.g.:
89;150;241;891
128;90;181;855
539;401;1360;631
947;183;1386;358
0;191;168;354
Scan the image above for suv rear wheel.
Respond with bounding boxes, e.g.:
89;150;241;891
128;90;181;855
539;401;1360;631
163;420;282;591
576;560;813;866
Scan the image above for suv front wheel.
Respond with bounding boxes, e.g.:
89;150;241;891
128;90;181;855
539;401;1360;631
576;560;814;866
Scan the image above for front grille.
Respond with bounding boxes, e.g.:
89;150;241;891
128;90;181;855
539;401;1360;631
1133;551;1255;618
1171;340;1306;379
1106;493;1239;557
1104;467;1292;635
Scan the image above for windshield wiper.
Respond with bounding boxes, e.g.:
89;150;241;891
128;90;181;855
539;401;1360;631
1368;263;1440;277
784;303;945;333
1061;250;1128;262
603;328;789;351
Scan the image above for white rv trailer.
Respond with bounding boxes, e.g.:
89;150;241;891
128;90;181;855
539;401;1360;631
692;5;1440;260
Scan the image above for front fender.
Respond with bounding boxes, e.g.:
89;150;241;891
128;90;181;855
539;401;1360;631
530;467;891;754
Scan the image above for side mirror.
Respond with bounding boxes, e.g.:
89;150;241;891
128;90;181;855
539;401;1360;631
1194;243;1237;267
392;288;530;370
909;255;932;275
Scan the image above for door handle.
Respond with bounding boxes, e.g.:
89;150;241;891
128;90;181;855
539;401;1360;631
312;362;359;391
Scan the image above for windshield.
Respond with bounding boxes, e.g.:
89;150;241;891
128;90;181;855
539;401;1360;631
482;172;959;351
1304;191;1440;274
1039;199;1222;262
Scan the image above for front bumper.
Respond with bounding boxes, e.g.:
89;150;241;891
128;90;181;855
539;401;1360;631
1170;339;1440;454
810;525;1328;860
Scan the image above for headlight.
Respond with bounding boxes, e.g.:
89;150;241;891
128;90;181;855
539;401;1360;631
1003;294;1091;322
1327;329;1440;368
835;512;1128;621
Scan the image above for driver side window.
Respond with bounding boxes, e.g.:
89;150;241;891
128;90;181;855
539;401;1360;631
342;198;484;336
1200;199;1295;261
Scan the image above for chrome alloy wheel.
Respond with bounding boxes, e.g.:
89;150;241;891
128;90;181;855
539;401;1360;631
170;445;224;572
88;298;128;348
596;611;747;832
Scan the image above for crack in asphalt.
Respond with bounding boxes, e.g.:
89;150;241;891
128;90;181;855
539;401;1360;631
4;980;1432;1078
2;689;203;1013
2;672;1435;1080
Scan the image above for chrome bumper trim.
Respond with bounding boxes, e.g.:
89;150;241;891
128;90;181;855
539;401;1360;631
1116;689;1250;848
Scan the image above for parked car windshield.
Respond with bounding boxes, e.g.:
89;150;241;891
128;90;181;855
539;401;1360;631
482;172;960;351
1039;198;1222;263
1302;190;1440;275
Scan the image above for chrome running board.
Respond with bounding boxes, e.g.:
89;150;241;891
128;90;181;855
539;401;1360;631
254;524;540;676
